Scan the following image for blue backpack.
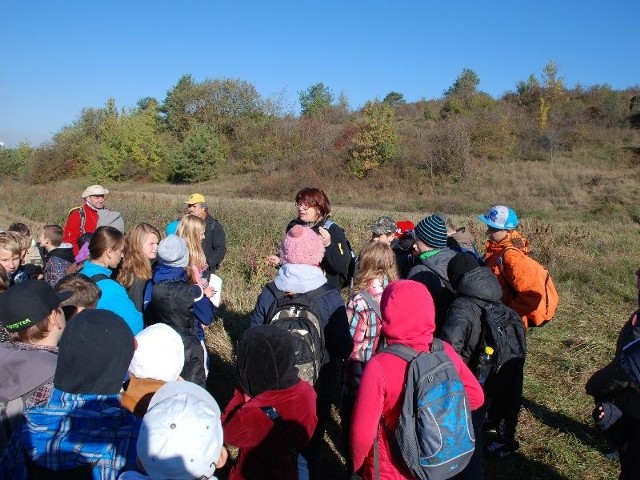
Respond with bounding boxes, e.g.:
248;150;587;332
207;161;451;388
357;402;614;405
377;339;475;480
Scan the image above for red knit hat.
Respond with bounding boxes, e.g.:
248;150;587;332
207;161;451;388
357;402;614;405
395;220;415;239
280;225;325;265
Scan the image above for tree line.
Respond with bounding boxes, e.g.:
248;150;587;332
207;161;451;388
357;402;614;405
2;61;639;184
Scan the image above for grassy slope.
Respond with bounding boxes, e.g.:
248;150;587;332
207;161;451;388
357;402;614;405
1;150;639;479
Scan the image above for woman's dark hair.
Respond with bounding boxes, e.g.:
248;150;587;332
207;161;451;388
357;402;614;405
89;226;125;260
295;187;331;219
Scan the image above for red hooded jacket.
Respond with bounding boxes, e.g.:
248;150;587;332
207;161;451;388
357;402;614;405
350;280;484;479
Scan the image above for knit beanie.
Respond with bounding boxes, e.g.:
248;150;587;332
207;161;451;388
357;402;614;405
447;252;481;288
414;215;448;249
235;325;299;397
55;309;135;395
280;225;325;266
157;235;189;268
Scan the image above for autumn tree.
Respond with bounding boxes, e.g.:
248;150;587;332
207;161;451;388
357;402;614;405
348;101;399;178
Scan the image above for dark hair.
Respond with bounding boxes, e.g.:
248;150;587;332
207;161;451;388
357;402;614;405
43;225;64;248
295;187;331;219
8;222;31;237
89;226;125;260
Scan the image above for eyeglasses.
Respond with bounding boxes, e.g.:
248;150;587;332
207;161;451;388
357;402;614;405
295;203;313;210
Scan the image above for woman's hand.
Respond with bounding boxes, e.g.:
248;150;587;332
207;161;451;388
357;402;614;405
266;254;281;267
317;227;331;247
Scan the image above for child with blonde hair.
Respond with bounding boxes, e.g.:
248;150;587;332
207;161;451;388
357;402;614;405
0;231;28;286
340;241;399;475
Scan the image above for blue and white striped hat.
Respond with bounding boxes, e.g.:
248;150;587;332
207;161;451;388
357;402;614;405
414;215;448;249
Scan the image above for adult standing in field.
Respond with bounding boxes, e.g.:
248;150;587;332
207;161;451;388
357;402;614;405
268;187;355;290
63;184;109;256
477;205;546;329
184;193;227;276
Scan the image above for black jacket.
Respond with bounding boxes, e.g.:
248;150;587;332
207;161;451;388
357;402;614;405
146;280;206;387
203;214;226;274
440;266;503;365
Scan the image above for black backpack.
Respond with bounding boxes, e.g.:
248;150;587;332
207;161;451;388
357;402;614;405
265;282;332;386
476;301;527;371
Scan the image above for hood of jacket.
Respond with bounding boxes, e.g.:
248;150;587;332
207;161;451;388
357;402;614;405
236;325;299;397
0;343;57;402
485;230;531;258
273;263;327;294
152;264;188;283
380;280;435;351
47;246;75;263
419;247;457;279
455;266;503;304
80;260;112;279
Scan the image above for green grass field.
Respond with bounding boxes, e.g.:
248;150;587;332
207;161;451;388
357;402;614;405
1;167;639;479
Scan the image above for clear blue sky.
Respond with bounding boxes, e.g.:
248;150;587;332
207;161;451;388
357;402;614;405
2;0;638;147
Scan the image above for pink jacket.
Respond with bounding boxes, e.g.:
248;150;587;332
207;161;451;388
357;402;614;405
350;280;484;479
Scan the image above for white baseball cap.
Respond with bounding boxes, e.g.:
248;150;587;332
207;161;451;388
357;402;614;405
129;324;185;382
137;381;224;480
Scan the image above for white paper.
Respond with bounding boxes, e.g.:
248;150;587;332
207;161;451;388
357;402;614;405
209;274;222;307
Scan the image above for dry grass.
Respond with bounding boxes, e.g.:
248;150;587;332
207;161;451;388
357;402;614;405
1;147;639;479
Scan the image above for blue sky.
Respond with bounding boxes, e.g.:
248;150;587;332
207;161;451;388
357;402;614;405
1;0;638;147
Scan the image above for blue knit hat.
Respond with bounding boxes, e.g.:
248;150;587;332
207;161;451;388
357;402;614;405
414;215;448;249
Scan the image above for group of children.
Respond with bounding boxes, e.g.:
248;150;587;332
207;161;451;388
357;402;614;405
4;185;635;479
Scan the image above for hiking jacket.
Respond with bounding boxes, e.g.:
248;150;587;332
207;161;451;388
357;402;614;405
441;266;503;364
407;247;457;329
17;388;140;480
144;264;210;387
287;217;352;290
483;230;542;325
203;214;227;274
43;245;74;286
79;261;144;335
586;310;640;419
350;280;484;479
250;264;352;361
63;203;100;256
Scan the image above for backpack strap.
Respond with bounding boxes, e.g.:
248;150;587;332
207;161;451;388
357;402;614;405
382;343;419;362
89;273;110;283
358;290;381;319
260;406;299;462
419;261;453;292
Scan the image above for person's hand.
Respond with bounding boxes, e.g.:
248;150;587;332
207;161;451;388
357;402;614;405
317;227;331;247
266;254;281;267
203;286;214;298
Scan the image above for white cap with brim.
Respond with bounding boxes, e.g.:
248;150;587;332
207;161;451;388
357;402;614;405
138;381;223;480
82;185;109;198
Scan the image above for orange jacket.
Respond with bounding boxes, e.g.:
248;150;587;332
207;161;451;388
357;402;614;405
483;230;541;328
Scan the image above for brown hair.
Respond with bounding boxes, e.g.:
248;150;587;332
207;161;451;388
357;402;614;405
55;273;102;309
352;242;399;293
117;223;161;288
42;225;64;248
8;312;53;343
89;226;125;260
177;214;207;270
295;187;331;219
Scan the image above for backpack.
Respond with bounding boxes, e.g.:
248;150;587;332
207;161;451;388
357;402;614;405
265;282;333;386
476;301;527;371
619;336;640;385
497;247;559;328
323;219;356;289
378;339;475;480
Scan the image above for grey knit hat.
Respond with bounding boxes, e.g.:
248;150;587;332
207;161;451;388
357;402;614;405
414;215;448;249
157;235;189;268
